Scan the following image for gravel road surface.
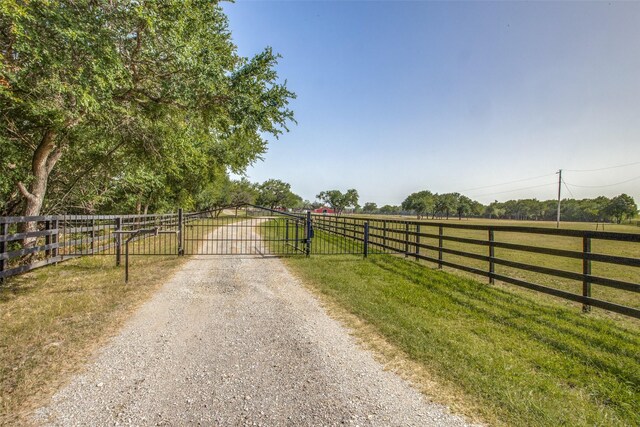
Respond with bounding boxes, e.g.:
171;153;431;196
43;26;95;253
34;221;473;426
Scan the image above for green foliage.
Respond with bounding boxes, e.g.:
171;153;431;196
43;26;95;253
0;1;295;215
256;179;302;210
398;189;638;223
228;178;258;207
362;202;378;213
603;194;638;224
401;190;434;218
316;189;359;215
378;204;400;214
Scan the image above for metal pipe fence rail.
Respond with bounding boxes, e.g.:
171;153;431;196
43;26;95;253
0;206;305;280
0;212;182;281
311;214;640;319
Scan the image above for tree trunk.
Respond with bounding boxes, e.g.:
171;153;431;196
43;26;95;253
18;129;61;248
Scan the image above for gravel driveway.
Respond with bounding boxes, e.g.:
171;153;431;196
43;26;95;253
33;221;473;426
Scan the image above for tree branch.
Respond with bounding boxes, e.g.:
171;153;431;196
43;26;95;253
17;182;36;203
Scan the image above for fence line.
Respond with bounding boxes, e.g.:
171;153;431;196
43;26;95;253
311;214;640;319
2;208;639;319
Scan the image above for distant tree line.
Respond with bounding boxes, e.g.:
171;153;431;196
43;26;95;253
483;194;637;223
358;191;638;224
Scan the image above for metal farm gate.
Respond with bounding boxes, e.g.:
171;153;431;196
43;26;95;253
180;205;370;257
183;206;311;256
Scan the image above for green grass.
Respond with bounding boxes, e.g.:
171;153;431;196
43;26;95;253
325;215;640;311
283;254;640;426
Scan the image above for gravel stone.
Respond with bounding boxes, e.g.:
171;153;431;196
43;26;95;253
33;223;476;426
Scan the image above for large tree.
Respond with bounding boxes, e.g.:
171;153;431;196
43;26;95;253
1;1;295;225
256;179;301;210
316;189;359;215
603;194;637;224
401;190;434;219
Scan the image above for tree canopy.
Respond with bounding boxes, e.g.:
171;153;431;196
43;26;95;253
316;189;359;215
256;179;302;210
0;0;295;216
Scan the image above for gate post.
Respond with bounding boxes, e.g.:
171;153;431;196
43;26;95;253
305;211;312;256
178;208;184;256
115;217;122;266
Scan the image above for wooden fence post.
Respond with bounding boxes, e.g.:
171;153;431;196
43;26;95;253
0;221;7;284
489;228;495;284
90;218;95;254
583;236;592;312
404;222;409;257
415;224;421;258
438;225;444;269
45;220;52;259
382;220;387;251
51;219;59;259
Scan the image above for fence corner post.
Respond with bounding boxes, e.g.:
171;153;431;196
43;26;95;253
115;217;122;266
364;221;369;258
178;208;184;256
582;236;592;313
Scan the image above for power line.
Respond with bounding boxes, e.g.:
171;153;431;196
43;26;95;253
468;182;557;198
459;173;555;192
564;161;640;173
561;177;575;198
564;175;640;189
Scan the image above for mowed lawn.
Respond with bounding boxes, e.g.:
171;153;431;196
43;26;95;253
284;253;640;426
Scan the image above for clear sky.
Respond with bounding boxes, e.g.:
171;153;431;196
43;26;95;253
223;0;640;206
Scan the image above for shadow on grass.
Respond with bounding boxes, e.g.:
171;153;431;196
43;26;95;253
366;255;640;391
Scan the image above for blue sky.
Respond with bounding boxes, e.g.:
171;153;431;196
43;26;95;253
223;1;640;206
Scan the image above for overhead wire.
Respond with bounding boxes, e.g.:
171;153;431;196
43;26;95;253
459;173;555;192
564;161;640;173
564;175;640;189
561;177;575;198
468;182;557;198
456;161;638;200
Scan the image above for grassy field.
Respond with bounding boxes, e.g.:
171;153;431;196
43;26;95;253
282;254;640;426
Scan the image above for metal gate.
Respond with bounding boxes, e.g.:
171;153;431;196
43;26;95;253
183;206;310;256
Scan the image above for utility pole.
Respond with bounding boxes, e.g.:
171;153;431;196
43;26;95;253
556;169;562;228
